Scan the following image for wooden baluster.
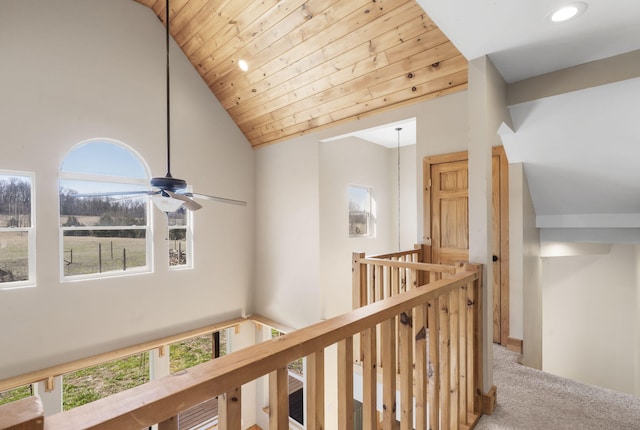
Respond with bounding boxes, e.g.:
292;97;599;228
399;310;413;430
375;265;383;302
414;304;428;430
352;252;367;310
428;299;440;430
338;337;354;430
306;350;325;430
466;281;476;421
269;367;288;429
458;285;468;426
0;396;44;430
439;293;451;430
352;252;366;364
219;387;241;430
381;317;397;429
362;327;377;430
449;288;460;429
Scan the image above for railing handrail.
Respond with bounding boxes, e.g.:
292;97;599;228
0;317;246;394
39;270;478;429
360;257;457;274
368;248;422;260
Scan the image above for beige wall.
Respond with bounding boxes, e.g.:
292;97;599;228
0;0;255;380
509;163;542;368
541;244;640;396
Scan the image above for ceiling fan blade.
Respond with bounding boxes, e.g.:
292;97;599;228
166;190;203;211
189;192;247;206
72;190;157;198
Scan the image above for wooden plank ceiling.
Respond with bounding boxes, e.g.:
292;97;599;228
134;0;468;148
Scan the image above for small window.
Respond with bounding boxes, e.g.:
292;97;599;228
349;185;375;237
0;171;35;288
167;207;192;269
59;140;151;280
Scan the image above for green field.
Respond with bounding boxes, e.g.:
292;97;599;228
0;333;223;409
0;231;29;282
63;235;147;276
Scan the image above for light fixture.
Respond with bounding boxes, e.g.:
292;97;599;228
151;194;185;213
238;59;249;72
550;2;587;22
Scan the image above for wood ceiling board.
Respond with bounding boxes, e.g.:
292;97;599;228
226;0;403;93
238;41;462;135
134;0;468;148
205;0;334;90
223;5;436;116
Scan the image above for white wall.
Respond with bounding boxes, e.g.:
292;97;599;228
0;0;254;380
541;244;640;396
254;137;322;328
319;137;396;318
415;90;468;242
509;163;542;368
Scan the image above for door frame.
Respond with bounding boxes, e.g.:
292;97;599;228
423;147;510;346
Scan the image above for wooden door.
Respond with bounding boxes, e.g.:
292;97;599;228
424;148;509;345
430;158;469;265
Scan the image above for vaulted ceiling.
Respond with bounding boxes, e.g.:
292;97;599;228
133;0;467;148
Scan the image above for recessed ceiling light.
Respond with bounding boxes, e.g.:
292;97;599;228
550;2;587;22
238;59;249;72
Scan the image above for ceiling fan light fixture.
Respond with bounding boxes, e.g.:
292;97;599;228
550;2;587;22
151;194;185;213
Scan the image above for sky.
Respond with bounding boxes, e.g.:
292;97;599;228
61;141;148;179
59;141;150;194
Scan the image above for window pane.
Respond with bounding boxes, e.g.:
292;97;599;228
60;141;147;180
0;231;29;283
0;384;32;406
349;185;372;237
63;353;149;411
63;231;147;277
168;228;187;266
60;181;147;227
167;208;187;227
0;174;31;228
170;334;215;373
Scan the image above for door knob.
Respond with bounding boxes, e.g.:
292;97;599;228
492;255;498;262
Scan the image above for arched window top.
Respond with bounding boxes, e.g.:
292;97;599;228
61;139;148;180
59;138;152;280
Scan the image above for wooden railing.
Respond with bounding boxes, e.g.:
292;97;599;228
1;260;482;430
352;247;484;429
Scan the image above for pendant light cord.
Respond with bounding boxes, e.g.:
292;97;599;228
396;127;402;251
165;0;172;177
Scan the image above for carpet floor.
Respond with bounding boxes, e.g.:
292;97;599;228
475;345;640;430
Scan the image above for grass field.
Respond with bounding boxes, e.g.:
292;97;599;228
63;235;147;276
0;333;224;409
0;231;29;282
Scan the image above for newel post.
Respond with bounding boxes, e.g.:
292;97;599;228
352;252;366;310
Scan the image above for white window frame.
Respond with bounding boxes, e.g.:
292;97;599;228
167;208;193;270
348;184;375;238
0;170;35;289
59;139;152;282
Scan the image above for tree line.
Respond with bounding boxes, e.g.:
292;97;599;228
0;177;31;227
0;177;147;232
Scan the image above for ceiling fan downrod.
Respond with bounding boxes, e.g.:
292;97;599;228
151;0;186;192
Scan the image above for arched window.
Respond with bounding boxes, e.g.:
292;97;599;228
59;139;151;279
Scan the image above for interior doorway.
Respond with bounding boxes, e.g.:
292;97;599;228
423;147;510;345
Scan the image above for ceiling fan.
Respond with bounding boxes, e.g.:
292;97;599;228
76;0;246;212
148;0;246;212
